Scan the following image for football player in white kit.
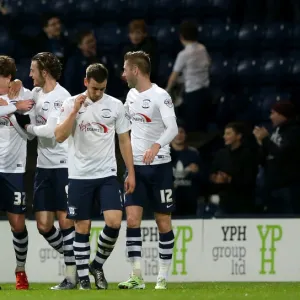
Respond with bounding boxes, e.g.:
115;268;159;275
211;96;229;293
118;51;178;290
55;63;135;290
0;55;34;290
24;52;77;290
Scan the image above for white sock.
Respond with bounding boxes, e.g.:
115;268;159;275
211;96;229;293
131;259;142;277
65;265;77;284
158;261;169;279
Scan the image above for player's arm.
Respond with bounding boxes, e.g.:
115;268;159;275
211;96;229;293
143;97;178;164
55;94;86;143
116;102;135;194
166;52;185;93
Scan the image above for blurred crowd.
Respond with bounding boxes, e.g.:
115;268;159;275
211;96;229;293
1;1;300;219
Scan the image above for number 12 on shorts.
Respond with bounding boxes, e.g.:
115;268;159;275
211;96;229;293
14;192;26;206
160;189;173;203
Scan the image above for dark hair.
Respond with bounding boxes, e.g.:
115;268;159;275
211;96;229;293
86;63;108;83
76;30;94;45
32;52;62;80
225;122;246;136
179;21;198;41
0;55;16;79
129;19;147;33
124;51;151;75
41;13;60;28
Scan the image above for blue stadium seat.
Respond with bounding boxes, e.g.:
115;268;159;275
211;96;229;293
157;55;174;86
257;89;282;121
259;57;289;85
289;57;300;84
96;0;123;20
22;0;48;15
202;23;238;51
94;24;124;53
0;27;14;55
182;0;210;17
151;21;178;53
237;24;262;52
236;59;259;85
151;0;181;18
210;57;235;87
16;59;32;90
262;23;290;50
122;0;151;19
291;24;300;49
65;22;94;43
75;0;95;19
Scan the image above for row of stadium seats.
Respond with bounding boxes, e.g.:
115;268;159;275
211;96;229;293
214;89;291;126
5;0;230;20
13;54;300;91
210;55;300;86
2;22;300;56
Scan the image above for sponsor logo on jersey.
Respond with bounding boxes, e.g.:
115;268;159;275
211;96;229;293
142;99;151;109
54;100;62;110
164;98;174;108
132;113;152;123
36;115;47;125
101;108;112;118
0;116;13;126
42;101;50;111
79;121;108;133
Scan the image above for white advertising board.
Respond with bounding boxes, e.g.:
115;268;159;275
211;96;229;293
0;219;299;283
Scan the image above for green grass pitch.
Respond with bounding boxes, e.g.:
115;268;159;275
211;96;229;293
0;283;300;300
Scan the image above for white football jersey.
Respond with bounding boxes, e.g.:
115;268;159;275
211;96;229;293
125;84;176;165
58;92;130;179
31;83;70;168
0;88;33;173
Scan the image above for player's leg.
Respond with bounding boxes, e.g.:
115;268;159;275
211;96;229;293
51;168;76;290
89;176;123;289
2;173;29;290
118;167;146;290
152;163;175;290
67;179;95;290
34;168;63;254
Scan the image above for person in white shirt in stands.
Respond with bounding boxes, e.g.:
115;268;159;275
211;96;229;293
55;63;135;290
24;52;76;290
118;51;178;290
166;20;211;132
0;55;34;290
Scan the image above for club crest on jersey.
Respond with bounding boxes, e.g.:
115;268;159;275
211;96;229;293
101;108;112;118
0;116;13;127
36;115;47;125
54;100;62;110
79;121;108;133
164;98;173;108
142;99;151;109
42;101;50;111
132;113;152;123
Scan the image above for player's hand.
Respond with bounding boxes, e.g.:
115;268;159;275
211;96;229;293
143;143;160;165
211;172;231;184
253;126;269;145
185;163;199;173
0;98;8;106
124;172;135;194
8;80;23;99
15;100;34;112
73;94;87;113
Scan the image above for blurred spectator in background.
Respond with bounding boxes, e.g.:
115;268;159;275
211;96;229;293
121;20;158;82
166;21;211;133
211;122;259;216
254;101;300;215
35;14;71;69
171;122;202;217
64;30;114;96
